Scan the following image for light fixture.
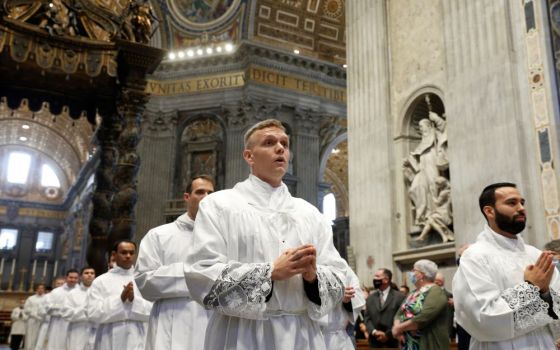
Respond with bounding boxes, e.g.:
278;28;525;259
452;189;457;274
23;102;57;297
49;3;54;7
216;46;223;53
225;43;234;52
331;148;340;154
19;136;27;141
168;52;176;60
187;50;194;57
196;49;203;56
22;124;30;129
293;49;300;55
177;51;185;58
206;47;213;54
342;64;347;69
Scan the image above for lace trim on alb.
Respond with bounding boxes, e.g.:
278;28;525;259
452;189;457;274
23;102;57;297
307;265;344;319
203;262;272;320
500;282;550;333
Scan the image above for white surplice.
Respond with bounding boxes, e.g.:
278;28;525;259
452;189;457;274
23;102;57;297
319;267;365;350
24;294;45;350
62;283;96;350
87;265;152;350
135;213;212;350
10;306;27;335
35;283;75;350
185;175;347;350
453;225;560;349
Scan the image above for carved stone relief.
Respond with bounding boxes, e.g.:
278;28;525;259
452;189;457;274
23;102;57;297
179;116;224;193
402;94;453;244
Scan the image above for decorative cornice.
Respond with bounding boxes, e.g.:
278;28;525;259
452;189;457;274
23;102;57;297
153;41;346;86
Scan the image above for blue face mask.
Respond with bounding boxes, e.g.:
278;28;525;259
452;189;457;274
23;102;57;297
408;271;417;285
554;258;560;272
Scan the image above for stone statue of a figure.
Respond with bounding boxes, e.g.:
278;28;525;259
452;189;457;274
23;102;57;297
403;103;451;241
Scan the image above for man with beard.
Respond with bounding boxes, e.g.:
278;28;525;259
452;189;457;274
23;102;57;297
364;268;405;348
453;182;560;349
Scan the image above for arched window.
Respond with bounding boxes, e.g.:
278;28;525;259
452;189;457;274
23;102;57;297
0;228;18;250
323;193;337;224
7;152;31;184
41;164;61;188
35;231;54;252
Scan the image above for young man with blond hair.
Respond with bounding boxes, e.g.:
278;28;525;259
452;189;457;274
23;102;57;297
185;118;347;349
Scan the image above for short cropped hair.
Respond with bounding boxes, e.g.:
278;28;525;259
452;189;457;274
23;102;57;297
66;268;79;276
80;266;95;275
479;182;517;220
243;119;286;149
414;259;438;282
379;268;392;281
111;239;137;253
185;175;215;194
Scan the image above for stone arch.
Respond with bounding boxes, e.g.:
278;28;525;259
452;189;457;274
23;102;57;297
175;112;226;195
319;134;348;218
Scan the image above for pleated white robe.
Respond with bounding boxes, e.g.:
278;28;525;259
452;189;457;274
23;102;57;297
62;283;96;350
319;268;365;350
453;225;560;349
185;175;347;350
35;283;75;350
87;266;152;350
24;294;45;350
135;213;211;350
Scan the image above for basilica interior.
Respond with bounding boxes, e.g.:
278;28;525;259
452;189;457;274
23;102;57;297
1;0;560;344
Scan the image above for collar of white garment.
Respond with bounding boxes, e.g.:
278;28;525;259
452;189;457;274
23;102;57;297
237;174;293;211
62;283;74;291
78;283;89;291
111;265;134;274
480;224;525;252
176;212;194;231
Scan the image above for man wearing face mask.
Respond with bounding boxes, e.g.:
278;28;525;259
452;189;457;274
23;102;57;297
364;268;405;348
453;182;560;350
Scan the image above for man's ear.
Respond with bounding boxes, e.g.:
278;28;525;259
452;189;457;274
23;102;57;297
243;149;253;165
483;205;494;219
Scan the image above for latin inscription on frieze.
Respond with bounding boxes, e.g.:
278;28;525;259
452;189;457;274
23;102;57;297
146;66;346;103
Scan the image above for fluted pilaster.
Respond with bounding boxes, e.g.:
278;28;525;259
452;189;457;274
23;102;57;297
347;0;394;281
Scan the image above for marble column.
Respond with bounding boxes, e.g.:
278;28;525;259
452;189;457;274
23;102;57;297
441;0;547;245
135;110;178;240
347;0;395;282
294;111;321;206
224;103;252;188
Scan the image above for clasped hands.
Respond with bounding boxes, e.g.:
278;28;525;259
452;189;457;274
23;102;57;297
524;250;556;294
271;244;317;282
120;281;135;303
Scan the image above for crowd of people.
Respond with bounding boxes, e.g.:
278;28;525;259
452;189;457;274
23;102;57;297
7;119;560;350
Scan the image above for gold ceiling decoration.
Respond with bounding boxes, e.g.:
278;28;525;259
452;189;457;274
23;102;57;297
254;0;346;62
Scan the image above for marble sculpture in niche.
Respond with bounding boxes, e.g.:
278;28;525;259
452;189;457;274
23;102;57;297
403;96;453;243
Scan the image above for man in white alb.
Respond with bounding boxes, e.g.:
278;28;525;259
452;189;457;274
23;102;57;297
319;266;365;350
62;266;96;350
23;283;46;350
35;270;79;350
135;175;214;350
453;182;560;349
87;240;152;350
185;119;347;349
